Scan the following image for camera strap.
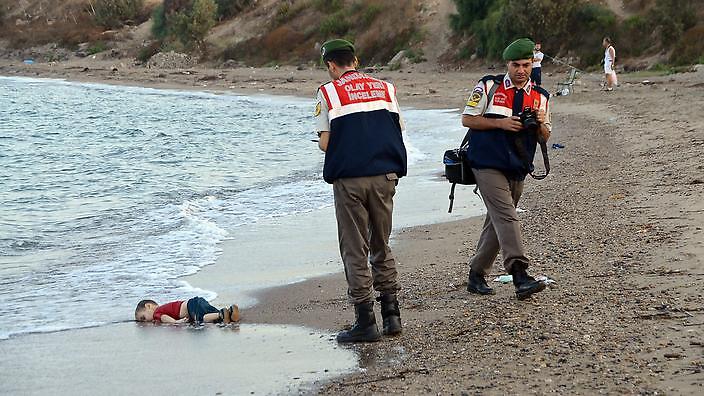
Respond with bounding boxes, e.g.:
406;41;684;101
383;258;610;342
513;134;550;179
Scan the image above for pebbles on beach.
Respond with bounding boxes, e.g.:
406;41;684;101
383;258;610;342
145;51;196;70
1;59;702;394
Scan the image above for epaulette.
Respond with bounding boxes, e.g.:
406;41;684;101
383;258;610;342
532;85;550;100
480;74;504;84
318;80;332;88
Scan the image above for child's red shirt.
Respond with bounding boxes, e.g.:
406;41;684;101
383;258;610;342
153;301;184;322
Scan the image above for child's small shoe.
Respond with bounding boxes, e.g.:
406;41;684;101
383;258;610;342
229;305;240;322
220;307;232;324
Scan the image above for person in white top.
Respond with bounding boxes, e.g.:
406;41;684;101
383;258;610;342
531;42;544;85
602;37;618;91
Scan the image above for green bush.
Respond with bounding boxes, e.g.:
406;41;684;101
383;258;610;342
272;1;310;26
646;0;697;46
450;0;492;32
405;48;426;64
566;3;617;65
137;41;162;62
473;6;503;58
312;0;344;13
151;0;217;49
458;46;473;59
360;4;384;27
215;0;253;19
620;15;650;57
190;0;218;44
451;0;621;65
571;3;617;31
94;0;144;29
319;11;351;36
669;26;704;65
88;41;108;54
274;2;291;25
151;4;168;39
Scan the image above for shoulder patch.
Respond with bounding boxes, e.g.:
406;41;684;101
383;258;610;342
466;86;483;107
314;102;321;116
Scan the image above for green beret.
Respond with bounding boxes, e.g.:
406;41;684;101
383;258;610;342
321;39;355;62
502;38;535;61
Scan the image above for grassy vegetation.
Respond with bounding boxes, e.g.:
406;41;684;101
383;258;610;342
137;40;162;62
150;0;252;55
450;0;703;68
221;0;422;66
93;0;144;29
4;0;699;70
629;64;696;77
318;11;351;36
1;15;103;48
669;26;704;65
215;0;253;19
88;41;108;54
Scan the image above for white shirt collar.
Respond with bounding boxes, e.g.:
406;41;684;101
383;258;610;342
503;74;532;94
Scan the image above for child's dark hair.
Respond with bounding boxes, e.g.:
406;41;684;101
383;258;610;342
324;50;356;68
135;299;157;317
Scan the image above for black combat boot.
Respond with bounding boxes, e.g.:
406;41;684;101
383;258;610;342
336;301;381;343
377;294;402;336
512;267;546;300
467;270;495;295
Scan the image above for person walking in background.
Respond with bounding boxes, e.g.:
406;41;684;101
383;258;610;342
315;39;407;343
603;37;618;91
531;42;544;86
461;38;551;300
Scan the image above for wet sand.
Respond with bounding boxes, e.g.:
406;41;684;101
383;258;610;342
0;321;357;395
242;67;704;394
2;58;703;394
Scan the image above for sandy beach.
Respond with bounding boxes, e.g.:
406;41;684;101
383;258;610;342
2;57;703;394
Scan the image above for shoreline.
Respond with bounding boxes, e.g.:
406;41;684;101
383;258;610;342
0;58;495;110
3;60;703;394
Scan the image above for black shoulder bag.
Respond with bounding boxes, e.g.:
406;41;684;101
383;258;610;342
443;79;501;213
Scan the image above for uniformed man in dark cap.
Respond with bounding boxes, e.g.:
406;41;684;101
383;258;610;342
462;38;551;300
315;39;407;342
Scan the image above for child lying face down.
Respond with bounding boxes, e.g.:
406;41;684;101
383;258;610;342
135;296;239;324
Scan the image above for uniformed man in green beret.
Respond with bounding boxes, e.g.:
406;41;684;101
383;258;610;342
461;38;552;300
314;39;407;342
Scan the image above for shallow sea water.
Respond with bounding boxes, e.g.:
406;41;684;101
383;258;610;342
0;76;483;393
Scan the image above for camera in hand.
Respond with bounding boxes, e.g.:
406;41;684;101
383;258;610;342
519;107;539;132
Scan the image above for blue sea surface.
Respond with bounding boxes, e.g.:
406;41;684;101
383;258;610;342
0;76;476;341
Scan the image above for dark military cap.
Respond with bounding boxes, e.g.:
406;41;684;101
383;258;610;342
502;38;535;61
321;39;355;63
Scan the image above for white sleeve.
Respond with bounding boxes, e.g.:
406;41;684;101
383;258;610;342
314;90;330;132
462;81;489;116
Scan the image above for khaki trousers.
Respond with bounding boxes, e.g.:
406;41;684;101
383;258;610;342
333;174;400;304
469;168;531;275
